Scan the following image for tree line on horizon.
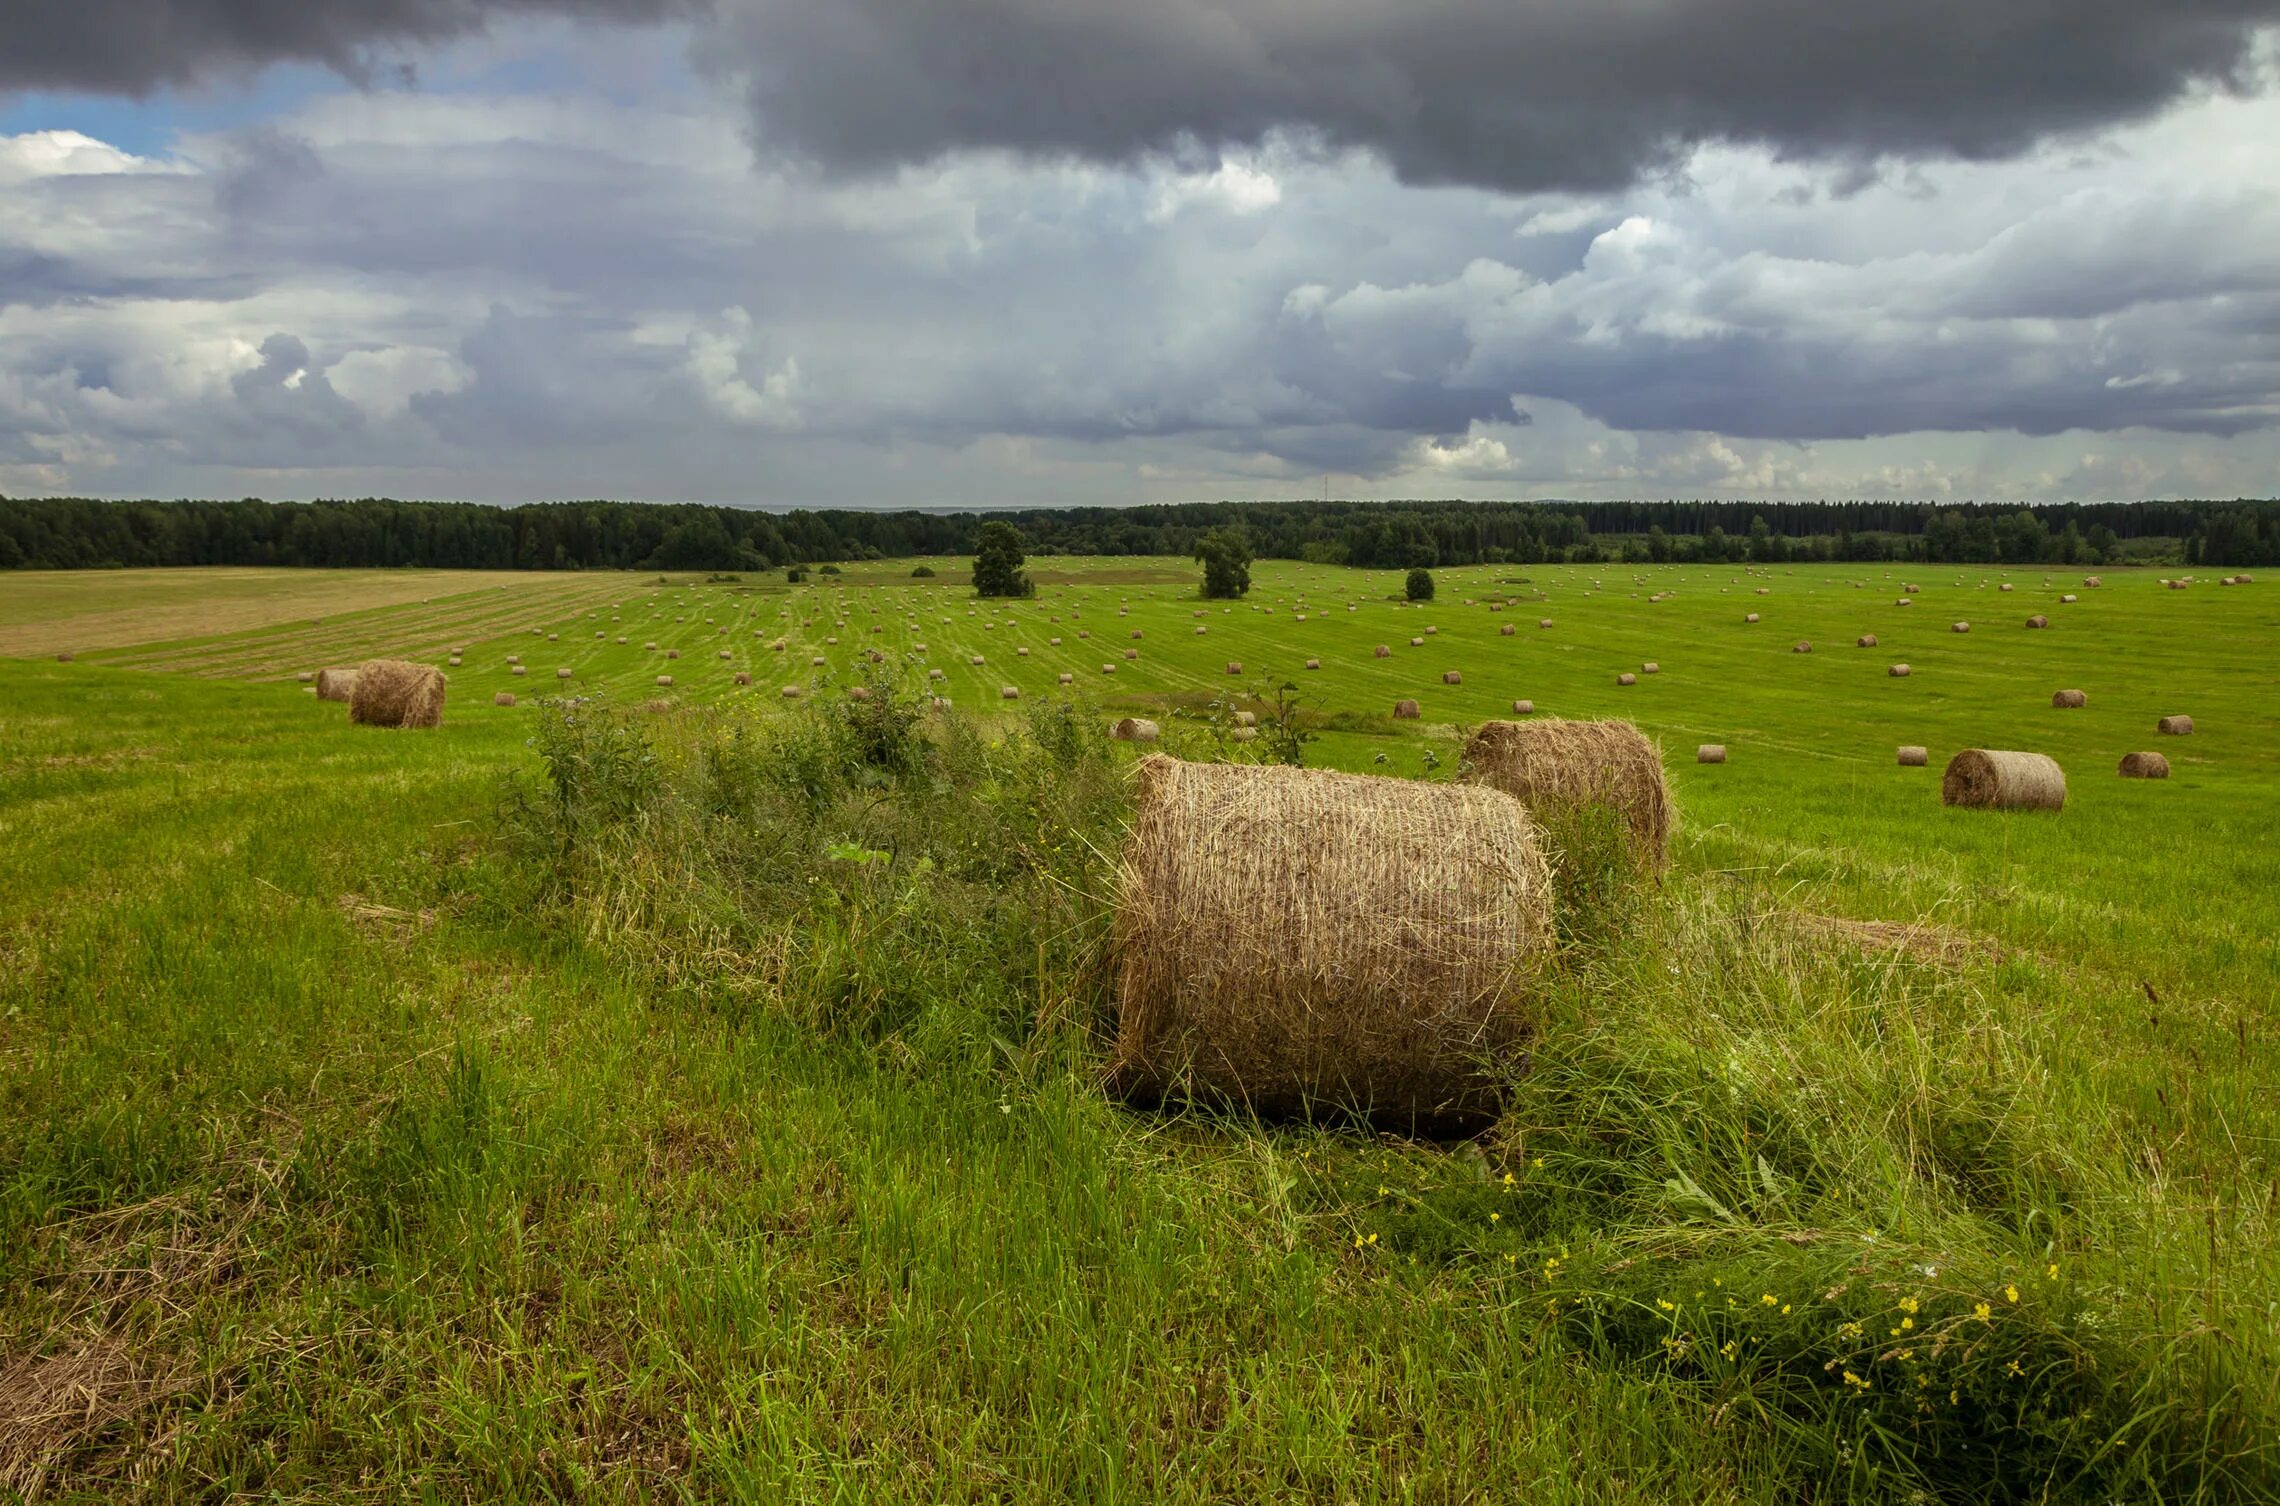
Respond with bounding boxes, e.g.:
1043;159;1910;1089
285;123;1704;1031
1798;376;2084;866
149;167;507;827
2;493;2275;573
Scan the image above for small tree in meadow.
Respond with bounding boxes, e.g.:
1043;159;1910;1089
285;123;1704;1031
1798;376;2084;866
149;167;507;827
971;522;1034;598
1406;567;1435;601
1195;528;1253;599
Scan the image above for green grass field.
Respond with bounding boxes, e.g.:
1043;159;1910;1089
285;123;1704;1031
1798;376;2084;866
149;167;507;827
2;558;2275;1502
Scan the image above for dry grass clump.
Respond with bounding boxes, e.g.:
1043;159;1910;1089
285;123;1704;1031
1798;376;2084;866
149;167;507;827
1461;717;1671;871
1897;745;1928;766
348;660;446;729
1783;911;2002;966
1113;717;1160;742
2118;751;2171;779
1696;744;1726;764
2158;714;2194;735
1112;755;1551;1122
1941;749;2065;811
2051;689;2086;708
315;667;358;702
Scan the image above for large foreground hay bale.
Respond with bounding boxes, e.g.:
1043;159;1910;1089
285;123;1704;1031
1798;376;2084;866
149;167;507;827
2158;714;2193;735
348;660;446;729
2051;689;2086;708
1461;717;1671;870
315;667;358;702
1113;756;1552;1122
1941;749;2065;811
2118;751;2171;779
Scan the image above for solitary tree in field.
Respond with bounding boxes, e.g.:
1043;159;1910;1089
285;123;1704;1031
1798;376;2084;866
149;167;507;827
1406;567;1435;601
972;521;1034;598
1195;527;1253;598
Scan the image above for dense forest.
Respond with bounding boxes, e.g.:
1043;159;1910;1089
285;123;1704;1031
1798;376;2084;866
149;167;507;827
3;494;2276;572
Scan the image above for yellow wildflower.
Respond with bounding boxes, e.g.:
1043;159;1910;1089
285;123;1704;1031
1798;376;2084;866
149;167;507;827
1898;1295;1920;1314
1843;1370;1871;1392
2005;1360;2023;1378
1973;1302;1991;1321
2004;1284;2019;1303
1900;1316;1914;1331
1657;1298;1676;1311
1761;1293;1779;1306
2047;1263;2059;1279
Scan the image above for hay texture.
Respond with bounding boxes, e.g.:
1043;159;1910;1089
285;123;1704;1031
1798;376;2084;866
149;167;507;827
315;667;358;703
2159;715;2193;736
348;660;445;729
2051;689;2086;708
2118;751;2171;779
1461;717;1671;871
1941;749;2065;811
1113;756;1551;1122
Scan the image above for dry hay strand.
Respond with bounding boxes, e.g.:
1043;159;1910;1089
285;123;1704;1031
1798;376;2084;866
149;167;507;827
493;691;517;707
1392;699;1421;718
1460;717;1672;871
348;660;445;729
2118;751;2171;779
0;1335;195;1499
1941;749;2065;811
1784;912;2002;968
314;667;358;702
1856;633;1878;648
1112;755;1551;1123
1696;744;1726;764
1442;670;1464;685
2051;689;2087;708
1897;745;1929;766
1113;717;1160;742
1889;663;1912;677
2159;714;2194;735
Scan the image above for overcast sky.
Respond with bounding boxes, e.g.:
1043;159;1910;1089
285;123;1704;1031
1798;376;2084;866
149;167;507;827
4;1;2280;506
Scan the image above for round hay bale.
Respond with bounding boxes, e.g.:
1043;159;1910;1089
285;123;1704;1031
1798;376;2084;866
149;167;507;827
511;666;528;677
1696;744;1726;764
655;674;674;687
719;649;732;659
811;656;826;667
1641;662;1659;675
493;692;517;707
2025;614;2049;629
2061;593;2077;603
1425;625;1438;635
556;668;573;680
928;668;945;681
1410;636;1425;647
1113;717;1160;742
782;685;803;698
1511;699;1534;714
2000;583;2014;592
1124;648;1139;660
1499;624;1516;636
1102;663;1117;674
1755;587;1770;595
2051;689;2086;708
1460;717;1671;871
1442;670;1463;685
1017;646;1030;657
849;686;873;702
55;651;75;663
644;642;656;651
1225;661;1243;675
734;671;752;686
1229;727;1259;743
1539;618;1554;629
1897;745;1928;766
1616;672;1637;686
506;654;522;666
1057;671;1074;684
1942;749;2064;811
1233;711;1257;728
349;660;447;729
2084;576;2103;587
1001;685;1021;699
666;648;681;660
1392;699;1421;718
1856;633;1878;648
969;655;985;665
1792;642;1811;654
1889;663;1911;677
295;671;315;684
2158;714;2193;735
1374;644;1392;658
1112;756;1551;1122
315;667;358;702
1745;612;1759;623
1904;584;1921;594
1304;658;1320;669
2118;751;2171;779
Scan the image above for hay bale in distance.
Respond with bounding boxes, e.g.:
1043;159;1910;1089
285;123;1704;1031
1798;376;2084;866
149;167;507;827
1539;618;1554;629
1890;663;1912;677
296;671;315;684
1856;633;1878;648
1229;727;1259;743
2051;689;2087;708
655;675;674;687
2062;593;2078;603
1442;670;1463;685
1112;755;1552;1122
2158;714;2193;735
494;692;517;707
2118;751;2171;779
1793;641;1811;654
1461;717;1671;870
348;659;446;729
849;686;873;701
1511;699;1534;714
1113;717;1161;742
1225;661;1243;675
1696;744;1726;764
1057;672;1074;684
1232;711;1258;728
1745;612;1760;623
1499;624;1516;636
1001;685;1021;699
1941;749;2065;811
1641;661;1659;675
1304;658;1320;669
1616;672;1637;686
781;685;803;698
1897;745;1928;766
1374;644;1392;658
2026;614;2049;629
1392;699;1421;718
315;667;358;702
734;671;752;686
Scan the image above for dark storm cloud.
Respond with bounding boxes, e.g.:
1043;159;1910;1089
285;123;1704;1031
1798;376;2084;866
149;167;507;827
0;0;697;94
697;0;2280;191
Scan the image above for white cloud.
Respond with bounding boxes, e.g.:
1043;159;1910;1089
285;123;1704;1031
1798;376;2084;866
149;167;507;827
686;307;802;428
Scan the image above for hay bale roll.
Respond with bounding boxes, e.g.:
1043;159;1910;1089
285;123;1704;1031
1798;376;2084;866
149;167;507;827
1539;618;1554;629
1499;624;1516;636
849;686;873;701
1616;672;1637;686
2026;614;2049;629
494;692;517;707
1374;644;1392;658
1897;745;1928;766
1857;633;1878;648
2051;689;2086;708
316;667;358;702
348;660;446;729
2158;714;2193;735
1001;686;1021;699
1460;717;1671;870
1793;641;1811;653
1058;672;1074;684
2118;751;2171;779
1113;718;1160;742
1229;727;1259;743
1696;744;1726;764
1392;699;1421;718
1941;750;2065;811
296;671;315;684
655;674;674;687
556;667;573;679
1124;648;1139;660
2061;593;2078;603
1113;756;1552;1121
734;671;752;686
1889;663;1911;677
1442;670;1464;685
1409;636;1425;647
1952;622;1971;633
1511;699;1534;714
1304;658;1321;669
1225;661;1243;674
1232;711;1258;728
782;686;803;698
1745;612;1760;623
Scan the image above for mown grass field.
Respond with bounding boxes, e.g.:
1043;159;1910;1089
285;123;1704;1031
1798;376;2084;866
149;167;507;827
2;557;2275;1502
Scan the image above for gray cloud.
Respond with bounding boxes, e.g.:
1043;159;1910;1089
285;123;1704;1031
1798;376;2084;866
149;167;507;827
0;0;696;94
696;0;2280;192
